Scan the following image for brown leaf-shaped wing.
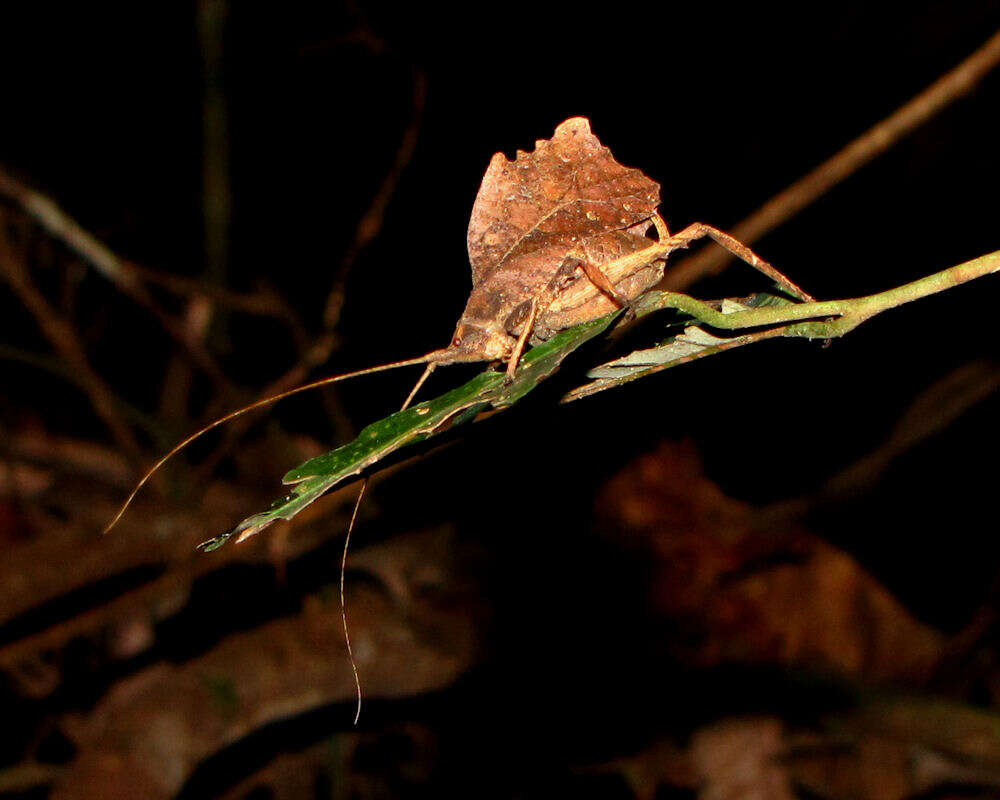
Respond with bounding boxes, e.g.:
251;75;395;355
466;117;660;287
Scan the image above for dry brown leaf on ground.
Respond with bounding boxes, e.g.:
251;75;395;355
596;440;943;682
783;695;1000;799
0;432;368;681
587;738;695;800
49;528;485;800
217;722;437;800
693;717;797;800
591;702;1000;800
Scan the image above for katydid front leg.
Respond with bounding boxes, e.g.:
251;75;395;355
502;252;631;380
505;298;539;381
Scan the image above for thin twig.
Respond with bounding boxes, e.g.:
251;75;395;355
128;264;306;330
0;217;144;464
323;69;427;330
665;26;1000;291
157;0;231;424
0;569;191;669
0;451;417;669
0;762;63;794
0;169;141;289
0;165;236;394
192;69;427;477
567;250;1000;402
758;359;1000;524
0;342;70;380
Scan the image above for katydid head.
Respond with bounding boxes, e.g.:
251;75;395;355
444;320;511;363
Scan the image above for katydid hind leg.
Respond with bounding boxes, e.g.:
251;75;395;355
577;258;631;307
673;223;815;302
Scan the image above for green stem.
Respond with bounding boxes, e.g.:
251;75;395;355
850;249;1000;315
642;250;1000;335
567;249;1000;402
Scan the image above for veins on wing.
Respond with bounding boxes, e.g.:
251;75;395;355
493;163;652;272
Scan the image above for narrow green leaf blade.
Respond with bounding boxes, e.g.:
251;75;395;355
201;311;619;549
586;325;736;379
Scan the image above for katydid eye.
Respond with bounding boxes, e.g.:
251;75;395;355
452;336;462;347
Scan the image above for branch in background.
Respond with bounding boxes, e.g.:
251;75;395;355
193;68;428;478
323;69;427;331
0;170;142;291
0;215;144;464
0;161;311;467
285;66;429;396
1;432;133;492
0;162;306;334
666;26;1000;291
127;264;307;337
0;762;63;795
0;445;319;632
0;435;419;673
0;165;237;397
0;480;356;670
761;359;1000;522
215;738;342;800
155;0;233;426
0;54;430;676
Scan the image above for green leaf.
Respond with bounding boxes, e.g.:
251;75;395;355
586;293;795;380
586;325;737;379
743;291;799;309
199;311;620;550
562;293;809;403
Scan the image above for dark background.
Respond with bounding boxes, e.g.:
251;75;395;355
2;2;1000;798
